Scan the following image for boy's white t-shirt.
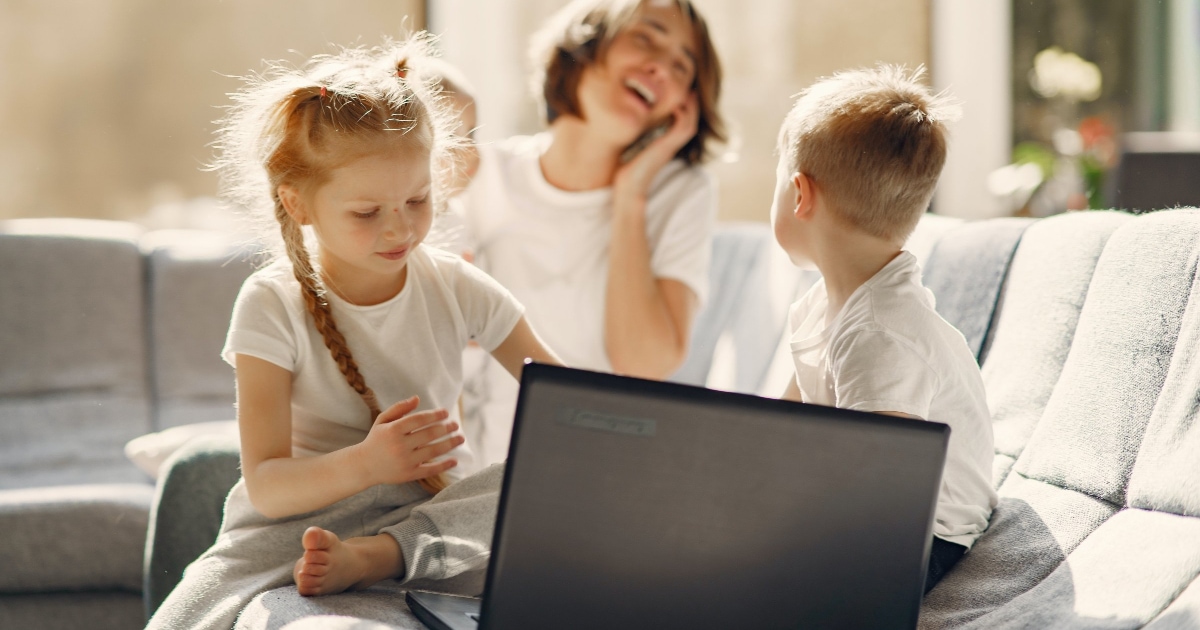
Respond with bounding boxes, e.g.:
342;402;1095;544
788;251;998;549
221;244;524;480
460;133;717;466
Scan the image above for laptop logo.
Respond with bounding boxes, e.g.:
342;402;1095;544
557;408;657;437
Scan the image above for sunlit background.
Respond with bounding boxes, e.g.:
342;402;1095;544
2;0;1198;227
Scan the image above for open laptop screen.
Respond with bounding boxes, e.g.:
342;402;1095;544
478;364;947;630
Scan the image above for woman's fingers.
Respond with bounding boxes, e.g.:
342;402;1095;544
669;93;700;140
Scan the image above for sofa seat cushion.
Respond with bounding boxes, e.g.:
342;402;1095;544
957;509;1200;629
919;474;1118;629
0;395;152;490
1144;574;1200;628
0;483;153;593
0;591;145;630
235;570;485;630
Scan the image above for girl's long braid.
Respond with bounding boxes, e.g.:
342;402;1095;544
275;198;449;496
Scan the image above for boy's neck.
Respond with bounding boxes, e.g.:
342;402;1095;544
539;117;624;192
808;217;904;325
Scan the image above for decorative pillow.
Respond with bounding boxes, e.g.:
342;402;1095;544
124;420;240;479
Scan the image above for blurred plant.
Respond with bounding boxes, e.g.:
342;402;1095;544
1076;116;1117;209
994;47;1114;215
1029;46;1103;103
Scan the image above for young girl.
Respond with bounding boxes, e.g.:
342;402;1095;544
464;0;727;467
147;38;558;630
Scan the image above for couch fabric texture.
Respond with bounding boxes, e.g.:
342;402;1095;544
5;210;1200;629
0;219;254;630
150;209;1200;629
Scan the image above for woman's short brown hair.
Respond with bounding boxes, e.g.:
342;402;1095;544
530;0;725;166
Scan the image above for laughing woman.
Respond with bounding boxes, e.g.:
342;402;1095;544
462;0;726;466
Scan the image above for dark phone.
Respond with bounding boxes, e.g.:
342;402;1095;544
619;117;673;163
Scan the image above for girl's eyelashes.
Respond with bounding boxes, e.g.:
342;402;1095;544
351;208;380;219
408;195;430;207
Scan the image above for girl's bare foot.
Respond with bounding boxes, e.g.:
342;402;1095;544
293;527;405;596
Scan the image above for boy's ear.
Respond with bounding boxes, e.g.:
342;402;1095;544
277;185;309;225
792;172;817;221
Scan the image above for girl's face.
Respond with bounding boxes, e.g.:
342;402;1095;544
576;3;698;145
287;147;434;303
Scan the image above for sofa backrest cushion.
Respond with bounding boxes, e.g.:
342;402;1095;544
979;211;1132;488
142;229;256;431
1015;209;1200;506
922;209;1200;629
922;217;1033;363
0;219;152;488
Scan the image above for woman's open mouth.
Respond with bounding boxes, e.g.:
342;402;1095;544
624;77;657;111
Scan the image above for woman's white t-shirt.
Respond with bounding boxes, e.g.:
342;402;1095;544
788;251;998;548
222;244;524;480
461;133;717;466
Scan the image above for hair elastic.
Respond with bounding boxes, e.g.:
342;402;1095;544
319;86;327;98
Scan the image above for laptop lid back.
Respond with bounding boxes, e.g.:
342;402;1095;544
481;364;948;630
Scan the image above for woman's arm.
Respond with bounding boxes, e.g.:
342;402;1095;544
235;354;462;519
488;316;563;380
607;94;703;379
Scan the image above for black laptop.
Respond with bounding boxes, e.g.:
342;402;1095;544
408;363;948;630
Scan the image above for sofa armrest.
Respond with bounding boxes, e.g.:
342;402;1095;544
143;434;241;619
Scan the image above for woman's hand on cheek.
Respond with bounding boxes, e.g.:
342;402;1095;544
613;92;699;205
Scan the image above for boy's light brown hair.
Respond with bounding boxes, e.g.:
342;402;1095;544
529;0;725;166
778;65;959;242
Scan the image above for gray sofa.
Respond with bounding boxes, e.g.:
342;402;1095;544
0;219;255;630
6;209;1200;629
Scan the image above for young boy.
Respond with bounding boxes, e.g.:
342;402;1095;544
771;65;997;592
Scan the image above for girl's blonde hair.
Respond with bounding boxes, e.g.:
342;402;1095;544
214;36;461;495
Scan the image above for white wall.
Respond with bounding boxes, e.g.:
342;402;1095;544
1169;0;1200;132
931;0;1012;219
432;0;931;223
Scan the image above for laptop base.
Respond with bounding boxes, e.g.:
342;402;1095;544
407;589;482;630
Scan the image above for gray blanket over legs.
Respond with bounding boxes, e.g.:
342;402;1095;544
147;463;504;630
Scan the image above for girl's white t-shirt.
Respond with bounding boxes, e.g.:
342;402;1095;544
221;244;524;480
460;133;718;466
788;251;998;549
